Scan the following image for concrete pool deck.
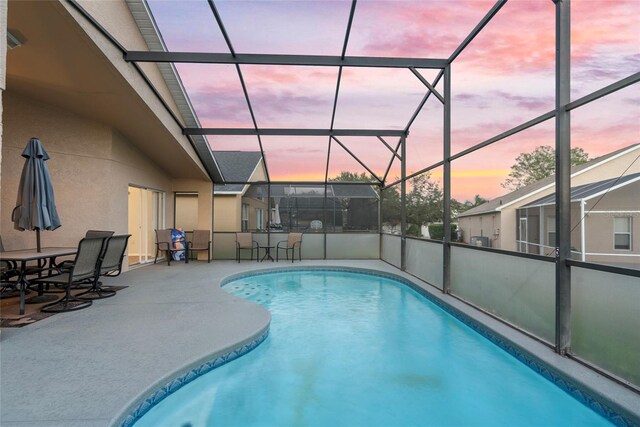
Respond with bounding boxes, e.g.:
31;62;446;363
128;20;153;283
1;260;639;426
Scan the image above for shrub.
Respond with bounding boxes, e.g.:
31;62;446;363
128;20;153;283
428;223;457;240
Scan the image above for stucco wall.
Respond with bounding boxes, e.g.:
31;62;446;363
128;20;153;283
0;91;174;270
75;0;182;126
0;0;7;196
214;195;240;232
175;194;199;231
172;179;213;260
242;196;269;231
583;183;640;268
457;213;499;248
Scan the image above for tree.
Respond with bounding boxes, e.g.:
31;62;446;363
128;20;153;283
329;171;376;182
502;145;589;191
330;171;378;230
406;173;443;227
451;194;488;217
381;185;401;227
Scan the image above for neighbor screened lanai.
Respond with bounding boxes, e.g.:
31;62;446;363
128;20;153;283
69;0;639;390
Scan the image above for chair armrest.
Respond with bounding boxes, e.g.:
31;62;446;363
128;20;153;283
156;242;170;250
1;260;17;270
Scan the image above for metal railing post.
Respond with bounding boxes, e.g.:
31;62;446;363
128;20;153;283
554;0;572;355
400;134;407;271
443;65;452;294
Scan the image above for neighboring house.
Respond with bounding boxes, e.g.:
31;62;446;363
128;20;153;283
516;173;639;267
458;144;640;268
212;151;268;232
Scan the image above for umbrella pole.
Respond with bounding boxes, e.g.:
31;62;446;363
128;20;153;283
25;227;58;305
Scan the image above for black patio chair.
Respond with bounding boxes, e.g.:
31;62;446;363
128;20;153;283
78;234;130;300
276;233;302;263
30;236;107;313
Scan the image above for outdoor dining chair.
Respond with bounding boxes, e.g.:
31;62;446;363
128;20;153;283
276;233;303;263
30;236;107;312
236;232;258;263
0;236;20;295
78;234;130;300
154;229;188;266
57;230;115;271
188;230;211;263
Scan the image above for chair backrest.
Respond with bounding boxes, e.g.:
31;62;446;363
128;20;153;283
191;230;210;249
86;230;115;238
100;235;130;275
288;233;303;247
156;229;172;245
0;236;11;272
71;237;107;281
236;232;253;248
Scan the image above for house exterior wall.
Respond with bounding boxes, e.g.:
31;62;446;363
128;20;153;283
56;0;206;176
212;159;268;232
214;195;241;232
0;91;175;270
583;183;640;268
514;182;640;268
457;212;499;248
74;0;182;125
0;0;6;192
172;179;213;260
242;195;269;231
175;194;199;230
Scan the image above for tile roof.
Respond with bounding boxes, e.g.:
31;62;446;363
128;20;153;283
213;151;263;193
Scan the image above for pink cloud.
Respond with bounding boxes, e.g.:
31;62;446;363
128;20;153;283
347;0;496;58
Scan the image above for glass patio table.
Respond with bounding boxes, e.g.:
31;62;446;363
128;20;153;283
0;247;77;315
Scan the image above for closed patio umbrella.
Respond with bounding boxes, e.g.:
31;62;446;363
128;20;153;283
12;137;61;252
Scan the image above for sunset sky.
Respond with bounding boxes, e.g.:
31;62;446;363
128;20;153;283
147;0;639;201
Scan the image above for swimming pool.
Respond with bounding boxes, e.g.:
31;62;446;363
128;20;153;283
133;269;611;426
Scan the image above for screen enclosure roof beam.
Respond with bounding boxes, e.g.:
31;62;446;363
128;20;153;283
126;51;447;69
184;128;407;137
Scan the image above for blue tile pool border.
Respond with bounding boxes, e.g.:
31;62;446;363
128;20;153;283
117;329;269;427
120;266;638;427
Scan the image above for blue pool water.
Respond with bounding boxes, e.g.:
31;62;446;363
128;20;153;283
134;270;610;426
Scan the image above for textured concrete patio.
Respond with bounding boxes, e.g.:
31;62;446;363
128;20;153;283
1;260;638;426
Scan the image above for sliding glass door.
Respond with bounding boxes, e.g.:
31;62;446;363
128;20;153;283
128;186;165;266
